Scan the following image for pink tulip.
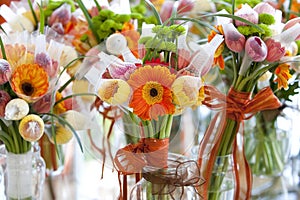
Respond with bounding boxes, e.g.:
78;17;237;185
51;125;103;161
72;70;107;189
160;1;174;23
265;39;285;62
283;17;300;40
253;2;276;15
222;23;245;53
31;93;52;113
48;3;71;26
0;90;11;117
239;36;267;75
35;53;59;78
245;36;267;62
178;0;194;14
234;4;259;27
0;59;11;85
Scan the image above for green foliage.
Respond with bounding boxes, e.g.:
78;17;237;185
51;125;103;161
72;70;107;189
259;13;275;25
258;24;272;37
272;78;300;102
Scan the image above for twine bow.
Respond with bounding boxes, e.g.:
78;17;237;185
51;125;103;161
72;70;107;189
198;85;281;200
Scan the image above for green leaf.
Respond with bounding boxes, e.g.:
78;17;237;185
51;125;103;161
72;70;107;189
77;0;100;43
144;0;162;25
27;0;38;29
0;36;7;60
275;81;300;102
42;113;84;153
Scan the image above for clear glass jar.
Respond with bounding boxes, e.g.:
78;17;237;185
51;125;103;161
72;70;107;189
244;112;291;196
0;143;46;200
207;154;235;200
130;153;203;200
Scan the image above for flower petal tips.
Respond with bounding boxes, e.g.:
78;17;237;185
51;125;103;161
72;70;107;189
222;23;245;53
19;114;44;142
234;4;259;27
265;39;285;62
4;98;29;120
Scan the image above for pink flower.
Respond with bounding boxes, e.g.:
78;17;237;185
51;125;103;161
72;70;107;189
222;23;245;53
239;36;267;75
253;2;276;15
48;3;71;26
0;59;11;85
178;0;194;14
31;93;52;113
265;39;285;62
0;90;11;117
160;1;174;23
108;62;136;80
35;52;59;78
51;22;65;35
283;17;300;40
234;4;259;27
245;36;267;62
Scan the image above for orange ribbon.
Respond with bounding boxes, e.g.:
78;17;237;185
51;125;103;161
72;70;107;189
198;85;281;200
114;138;170;175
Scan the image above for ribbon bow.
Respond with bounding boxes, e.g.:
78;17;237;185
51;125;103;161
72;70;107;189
114;138;170;175
198;85;281;200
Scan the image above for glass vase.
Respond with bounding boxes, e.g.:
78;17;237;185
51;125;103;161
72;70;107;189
0;143;46;200
207;154;235;200
244;120;291;196
129;153;203;200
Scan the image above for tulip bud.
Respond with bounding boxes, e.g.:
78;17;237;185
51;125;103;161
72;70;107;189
239;36;267;75
0;59;11;85
245;36;267;62
234;4;259;27
178;0;194;14
48;3;71;26
160;1;174;23
0;90;11;117
253;2;276;15
265;38;285;62
222;23;246;53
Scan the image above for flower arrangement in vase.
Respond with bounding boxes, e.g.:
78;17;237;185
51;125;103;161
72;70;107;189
75;6;224;196
0;22;86;198
196;2;300;199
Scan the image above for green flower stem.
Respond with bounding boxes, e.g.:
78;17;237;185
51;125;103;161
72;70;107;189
165;115;173;138
9;125;20;154
0;133;12;152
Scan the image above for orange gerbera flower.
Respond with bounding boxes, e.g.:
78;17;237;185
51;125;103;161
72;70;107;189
10;64;49;102
208;25;225;70
274;63;292;90
128;65;176;121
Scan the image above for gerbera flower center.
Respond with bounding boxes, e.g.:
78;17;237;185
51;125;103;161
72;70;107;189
142;81;163;105
21;82;34;96
150;88;158;97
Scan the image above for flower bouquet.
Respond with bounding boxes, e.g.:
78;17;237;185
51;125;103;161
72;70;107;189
0;25;85;199
196;2;300;199
76;10;224;197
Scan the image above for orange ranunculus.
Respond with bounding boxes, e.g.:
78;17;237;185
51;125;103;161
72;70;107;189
128;65;176;121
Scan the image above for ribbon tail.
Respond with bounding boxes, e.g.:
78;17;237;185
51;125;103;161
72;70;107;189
233;125;252;200
197;112;227;199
